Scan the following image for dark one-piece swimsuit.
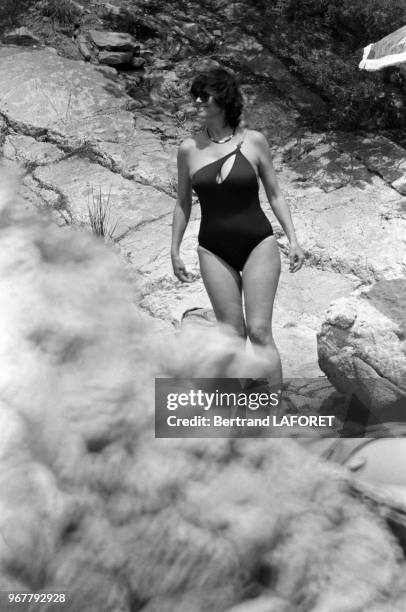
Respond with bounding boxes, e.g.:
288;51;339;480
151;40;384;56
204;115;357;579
191;131;274;272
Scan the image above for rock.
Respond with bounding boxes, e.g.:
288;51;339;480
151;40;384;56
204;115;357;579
191;58;221;72
3;135;64;166
33;156;175;236
182;307;216;328
0;48;173;185
392;175;406;195
337;134;406;196
154;59;174;69
70;0;84;12
131;56;146;69
76;34;92;61
98;50;133;66
182;22;200;39
101;2;122;17
2;27;41;46
218;29;325;115
282;134;372;192
89;30;136;52
131;200;357;376
139;49;154;60
317;280;406;415
144;69;180;109
281;179;406;283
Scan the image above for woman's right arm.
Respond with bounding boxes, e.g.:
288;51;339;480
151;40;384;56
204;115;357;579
171;140;194;282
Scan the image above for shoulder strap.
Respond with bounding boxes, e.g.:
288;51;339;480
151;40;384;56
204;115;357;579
236;128;247;150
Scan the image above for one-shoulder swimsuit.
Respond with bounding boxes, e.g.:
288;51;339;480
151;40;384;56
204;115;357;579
191;130;274;272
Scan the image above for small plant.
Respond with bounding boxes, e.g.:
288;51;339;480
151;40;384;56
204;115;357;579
0;0;36;35
42;0;81;28
167;177;177;197
87;186;118;242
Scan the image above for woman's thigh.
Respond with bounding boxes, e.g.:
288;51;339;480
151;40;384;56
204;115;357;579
242;236;281;327
197;245;245;335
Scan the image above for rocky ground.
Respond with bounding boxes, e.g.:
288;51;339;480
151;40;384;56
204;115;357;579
0;0;404;396
1;170;406;612
0;3;406;610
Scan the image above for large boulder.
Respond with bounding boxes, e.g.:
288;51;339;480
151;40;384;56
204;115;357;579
317;280;406;417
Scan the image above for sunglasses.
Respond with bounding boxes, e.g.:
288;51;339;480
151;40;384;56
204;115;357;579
191;90;215;103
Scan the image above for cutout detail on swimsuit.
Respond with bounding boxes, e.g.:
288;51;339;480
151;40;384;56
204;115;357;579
216;153;237;184
192;150;258;184
191;148;238;183
191;130;249;183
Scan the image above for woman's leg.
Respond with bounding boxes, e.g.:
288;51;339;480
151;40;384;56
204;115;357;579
242;236;282;385
197;245;246;339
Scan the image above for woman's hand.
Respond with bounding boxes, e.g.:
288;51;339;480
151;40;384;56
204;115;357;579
289;242;305;273
171;253;194;282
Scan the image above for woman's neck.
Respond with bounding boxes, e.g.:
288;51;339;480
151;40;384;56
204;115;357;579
205;120;235;142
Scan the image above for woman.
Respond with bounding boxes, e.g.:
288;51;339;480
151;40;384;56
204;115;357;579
171;68;305;387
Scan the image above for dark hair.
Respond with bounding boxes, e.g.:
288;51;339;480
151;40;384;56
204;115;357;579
190;68;243;129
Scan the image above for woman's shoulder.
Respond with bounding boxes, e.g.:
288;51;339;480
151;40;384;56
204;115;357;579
243;128;268;145
178;130;206;153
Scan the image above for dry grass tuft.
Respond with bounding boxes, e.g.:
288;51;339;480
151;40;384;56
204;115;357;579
41;0;81;27
87;186;118;242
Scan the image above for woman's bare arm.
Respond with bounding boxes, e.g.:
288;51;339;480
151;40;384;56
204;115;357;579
171;140;194;282
254;131;305;271
254;131;298;244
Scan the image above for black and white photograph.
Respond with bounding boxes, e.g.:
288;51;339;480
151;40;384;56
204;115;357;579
0;0;405;610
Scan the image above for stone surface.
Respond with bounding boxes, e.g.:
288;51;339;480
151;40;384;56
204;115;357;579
33;157;175;236
2;27;41;46
0;5;406;605
131;56;146;69
277;178;406;283
89;30;136;52
392;175;406;195
281;133;373;192
98;50;133;65
3;134;65;166
337;134;406;196
0;47;174;188
77;34;92;61
1;171;406;611
121;209;357;376
0;48;130;141
0;16;403;394
318;280;406;413
218;28;325;115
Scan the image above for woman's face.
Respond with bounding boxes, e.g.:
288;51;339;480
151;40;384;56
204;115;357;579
192;88;224;122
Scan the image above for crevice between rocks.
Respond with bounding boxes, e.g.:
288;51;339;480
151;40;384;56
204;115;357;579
29;172;72;220
0;111;176;197
334;142;403;194
117;211;172;243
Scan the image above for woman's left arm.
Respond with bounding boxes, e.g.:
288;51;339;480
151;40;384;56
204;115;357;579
255;131;305;272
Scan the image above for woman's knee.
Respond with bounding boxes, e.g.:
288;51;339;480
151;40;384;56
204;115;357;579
220;318;247;340
247;321;273;346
